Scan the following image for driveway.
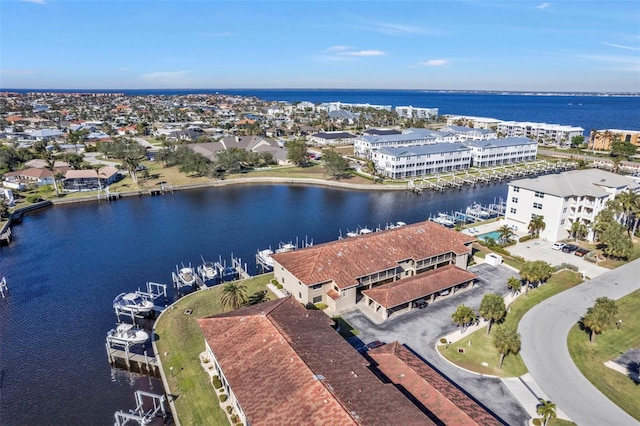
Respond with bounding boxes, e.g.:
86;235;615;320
508;239;609;278
343;263;530;426
519;258;640;426
83;152;121;168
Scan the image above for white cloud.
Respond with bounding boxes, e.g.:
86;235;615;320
339;50;386;57
365;21;433;36
20;0;46;4
601;41;640;51
1;69;37;75
535;3;550;10
418;59;450;67
327;45;353;52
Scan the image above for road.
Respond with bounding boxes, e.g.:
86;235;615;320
519;258;640;426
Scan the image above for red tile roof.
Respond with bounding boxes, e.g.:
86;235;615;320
271;221;474;290
362;265;477;309
198;297;430;426
368;343;504;426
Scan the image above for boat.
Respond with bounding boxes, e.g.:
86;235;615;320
113;292;154;315
107;323;150;345
275;242;296;253
358;227;373;235
432;213;455;228
199;257;219;281
257;248;274;267
176;264;196;287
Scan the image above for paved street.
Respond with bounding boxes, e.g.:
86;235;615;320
344;263;530;426
519;259;640;426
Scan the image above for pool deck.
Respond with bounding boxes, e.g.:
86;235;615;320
461;220;506;238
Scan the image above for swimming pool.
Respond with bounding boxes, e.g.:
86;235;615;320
478;230;503;242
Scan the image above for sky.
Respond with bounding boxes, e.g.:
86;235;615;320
1;0;639;92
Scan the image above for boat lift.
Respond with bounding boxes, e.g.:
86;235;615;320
114;282;167;323
114;390;167;426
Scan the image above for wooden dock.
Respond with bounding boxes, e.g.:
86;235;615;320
107;343;159;375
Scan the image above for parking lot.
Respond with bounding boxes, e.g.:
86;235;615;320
343;263;530;426
507;239;609;278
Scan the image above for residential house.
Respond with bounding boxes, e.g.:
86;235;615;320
504;169;639;242
271;221;476;321
3;168;56;189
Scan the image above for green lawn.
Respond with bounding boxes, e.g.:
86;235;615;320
154;273;275;425
567;289;640;421
598;241;640;269
333;316;360;339
439;270;583;377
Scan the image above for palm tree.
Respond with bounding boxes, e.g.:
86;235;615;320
219;281;247;311
582;297;617;343
536;399;557;426
506;276;522;295
246;290;270;306
616;190;640;235
497;225;515;244
451;304;477;333
42;152;60;197
493;325;521;368
479;293;506;335
570;221;588;241
528;215;546;238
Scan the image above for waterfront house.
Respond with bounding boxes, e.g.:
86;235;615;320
62;166;120;192
504;169;640;242
271;221;476;321
197;297;429;426
372;143;472;179
3;167;56;189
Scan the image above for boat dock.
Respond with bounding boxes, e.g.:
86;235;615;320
407;160;576;194
114;282;168;323
428;198;507;227
114;390;168;426
106;341;159;375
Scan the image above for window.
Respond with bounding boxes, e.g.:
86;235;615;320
560;219;565;225
312;295;322;304
512;197;518;203
298;292;302;299
534;191;545;199
533;202;543;210
562;207;567;213
513;186;520;192
311;283;323;290
510;208;517;214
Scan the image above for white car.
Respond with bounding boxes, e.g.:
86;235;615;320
551;242;565;251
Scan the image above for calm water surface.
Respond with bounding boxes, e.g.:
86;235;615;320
0;183;507;425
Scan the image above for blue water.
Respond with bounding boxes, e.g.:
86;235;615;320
477;230;503;242
6;88;640;132
0;183;508;425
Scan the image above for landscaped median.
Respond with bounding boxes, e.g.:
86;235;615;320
153;273;275;425
437;270;583;377
567;289;640;421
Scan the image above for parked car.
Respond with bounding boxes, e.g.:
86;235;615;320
562;244;578;253
551;242;565;251
364;340;385;351
575;248;590;257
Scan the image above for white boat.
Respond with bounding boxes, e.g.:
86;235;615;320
257;248;274;267
395;221;407;227
107;323;149;345
358;227;373;235
346;230;359;238
432;213;455;227
177;264;196;287
113;292;154;315
199;258;219;281
276;242;296;253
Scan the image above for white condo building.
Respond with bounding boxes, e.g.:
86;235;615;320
445;115;503;129
504;169;639;242
372;143;472;178
395;106;439;119
354;128;456;158
497;121;583;147
466;137;538;167
441;126;497;141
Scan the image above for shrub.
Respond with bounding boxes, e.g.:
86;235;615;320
519;234;532;243
532;419;542;426
226;406;233;414
25;195;44;203
219;394;228;403
275;282;283;289
314;303;328;310
554;262;579;272
439;338;448;344
212;376;222;389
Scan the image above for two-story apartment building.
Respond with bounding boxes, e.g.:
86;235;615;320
465;137;538;167
309;131;357;145
589;129;640;152
441;125;497;141
271;221;476;322
372;143;472;178
395;105;439;119
504;169;639;242
497;121;583;147
445;115;503;129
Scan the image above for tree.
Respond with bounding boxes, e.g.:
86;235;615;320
246;290;270;306
322;147;350;179
42;151;60;196
570;135;585;149
497;225;515;244
520;260;553;294
615;190;640;235
528;215;546;238
570;221;588;241
597;221;633;259
451;304;477;333
219;281;248;311
610;139;636;158
582;297;618;342
479;293;506;335
0;198;9;219
506;276;522;295
493;325;521;368
536;399;557;426
285;139;309;166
